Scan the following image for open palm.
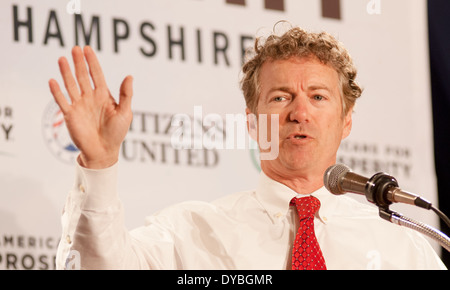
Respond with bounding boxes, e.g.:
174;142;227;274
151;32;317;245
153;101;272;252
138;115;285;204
48;46;133;169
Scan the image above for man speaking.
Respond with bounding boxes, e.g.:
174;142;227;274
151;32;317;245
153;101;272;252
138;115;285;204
49;24;446;270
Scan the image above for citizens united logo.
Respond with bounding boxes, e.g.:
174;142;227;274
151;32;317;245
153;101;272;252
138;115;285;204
42;100;79;164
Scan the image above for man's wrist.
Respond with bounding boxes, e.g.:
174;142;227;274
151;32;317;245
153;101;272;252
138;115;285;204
78;153;119;169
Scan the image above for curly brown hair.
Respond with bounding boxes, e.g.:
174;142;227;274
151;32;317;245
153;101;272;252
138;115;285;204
241;25;362;116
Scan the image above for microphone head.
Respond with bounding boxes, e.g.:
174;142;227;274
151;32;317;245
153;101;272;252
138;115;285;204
324;164;351;194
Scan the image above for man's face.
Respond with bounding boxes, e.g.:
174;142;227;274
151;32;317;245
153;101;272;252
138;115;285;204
249;56;352;179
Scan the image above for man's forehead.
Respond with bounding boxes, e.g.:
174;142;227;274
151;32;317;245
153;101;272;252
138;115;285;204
259;57;340;91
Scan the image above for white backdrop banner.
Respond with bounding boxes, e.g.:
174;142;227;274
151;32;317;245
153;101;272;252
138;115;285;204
0;0;439;269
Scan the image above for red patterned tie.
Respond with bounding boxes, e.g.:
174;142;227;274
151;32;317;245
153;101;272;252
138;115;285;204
291;196;327;270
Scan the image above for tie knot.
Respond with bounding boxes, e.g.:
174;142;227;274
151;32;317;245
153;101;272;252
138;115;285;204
291;196;321;219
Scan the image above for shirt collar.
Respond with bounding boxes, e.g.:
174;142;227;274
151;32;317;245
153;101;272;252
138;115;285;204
256;171;335;224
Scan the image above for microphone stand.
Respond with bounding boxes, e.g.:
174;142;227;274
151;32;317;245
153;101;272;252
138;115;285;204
362;171;450;252
324;164;450;252
378;206;450;252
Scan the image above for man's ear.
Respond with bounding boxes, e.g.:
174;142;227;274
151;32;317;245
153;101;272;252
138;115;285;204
246;108;258;141
341;108;353;140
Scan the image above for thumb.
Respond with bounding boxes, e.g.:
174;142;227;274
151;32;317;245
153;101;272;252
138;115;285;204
118;75;133;113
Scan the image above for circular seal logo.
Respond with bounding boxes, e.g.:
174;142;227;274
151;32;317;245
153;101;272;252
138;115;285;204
42;100;79;164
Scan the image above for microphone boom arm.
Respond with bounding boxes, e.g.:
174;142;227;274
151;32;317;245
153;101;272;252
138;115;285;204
324;164;450;253
379;206;450;252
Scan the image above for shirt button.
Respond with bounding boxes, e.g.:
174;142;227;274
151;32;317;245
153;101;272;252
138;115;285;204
79;184;85;193
323;216;328;222
66;235;72;244
274;212;283;218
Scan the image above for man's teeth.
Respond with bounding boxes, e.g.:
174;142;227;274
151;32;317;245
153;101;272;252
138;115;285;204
294;135;306;139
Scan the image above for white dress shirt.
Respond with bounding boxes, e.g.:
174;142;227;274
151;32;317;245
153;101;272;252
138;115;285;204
56;162;446;270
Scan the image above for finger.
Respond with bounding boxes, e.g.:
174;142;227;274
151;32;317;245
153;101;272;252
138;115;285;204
72;46;92;94
58;56;81;102
118;75;134;113
83;46;107;89
49;79;70;114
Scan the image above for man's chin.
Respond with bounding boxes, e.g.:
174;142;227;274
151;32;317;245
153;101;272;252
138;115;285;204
261;156;314;173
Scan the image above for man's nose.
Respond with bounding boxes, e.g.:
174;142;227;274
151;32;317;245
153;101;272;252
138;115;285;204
288;95;310;123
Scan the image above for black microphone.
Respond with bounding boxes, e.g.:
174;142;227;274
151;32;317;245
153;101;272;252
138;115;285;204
323;164;432;209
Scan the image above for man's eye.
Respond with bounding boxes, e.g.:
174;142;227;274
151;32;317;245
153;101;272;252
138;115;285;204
313;95;324;101
273;96;286;102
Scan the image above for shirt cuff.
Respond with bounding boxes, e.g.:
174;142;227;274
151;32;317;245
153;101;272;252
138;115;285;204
74;158;120;211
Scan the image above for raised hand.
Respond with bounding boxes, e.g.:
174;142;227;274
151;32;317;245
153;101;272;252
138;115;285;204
48;46;133;169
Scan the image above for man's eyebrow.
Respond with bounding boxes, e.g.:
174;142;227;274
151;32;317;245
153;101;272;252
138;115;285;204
267;84;333;94
307;84;332;92
267;87;295;94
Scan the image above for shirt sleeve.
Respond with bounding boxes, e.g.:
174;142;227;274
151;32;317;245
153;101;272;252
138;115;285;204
406;226;448;270
55;160;171;270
